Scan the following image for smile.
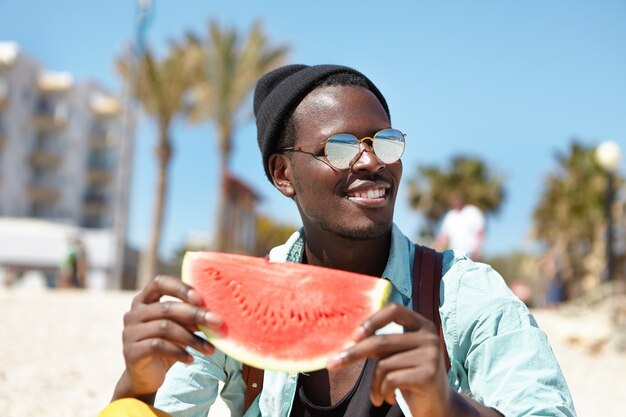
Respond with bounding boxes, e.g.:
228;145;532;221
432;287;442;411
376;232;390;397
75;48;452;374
345;186;389;207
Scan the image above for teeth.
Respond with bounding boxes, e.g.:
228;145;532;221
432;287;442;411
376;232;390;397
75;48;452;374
349;188;385;199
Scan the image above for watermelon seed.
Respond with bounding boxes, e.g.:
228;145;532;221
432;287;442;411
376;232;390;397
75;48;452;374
260;303;270;317
203;268;222;280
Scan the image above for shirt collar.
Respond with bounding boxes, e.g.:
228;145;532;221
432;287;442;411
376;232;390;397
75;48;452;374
280;224;414;299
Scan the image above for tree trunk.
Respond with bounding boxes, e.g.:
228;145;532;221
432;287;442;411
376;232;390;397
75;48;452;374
138;128;172;288
214;122;232;252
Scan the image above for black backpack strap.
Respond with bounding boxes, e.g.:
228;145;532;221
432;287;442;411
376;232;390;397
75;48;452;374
413;245;450;372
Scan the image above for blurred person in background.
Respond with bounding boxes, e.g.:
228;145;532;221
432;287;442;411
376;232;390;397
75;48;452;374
543;250;566;308
433;192;485;261
57;235;88;288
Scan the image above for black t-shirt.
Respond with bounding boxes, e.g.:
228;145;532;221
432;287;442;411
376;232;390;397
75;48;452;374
289;358;404;417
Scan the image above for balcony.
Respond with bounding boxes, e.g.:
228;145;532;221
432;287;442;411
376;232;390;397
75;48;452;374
83;191;109;214
33;99;69;131
30;136;64;168
27;178;60;203
86;150;115;184
86;168;114;185
90;125;116;149
91;94;121;117
30;150;63;169
36;71;73;93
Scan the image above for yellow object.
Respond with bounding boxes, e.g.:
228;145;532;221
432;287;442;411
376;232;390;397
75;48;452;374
98;398;172;417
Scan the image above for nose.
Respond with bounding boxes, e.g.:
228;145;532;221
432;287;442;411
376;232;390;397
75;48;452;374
350;142;385;173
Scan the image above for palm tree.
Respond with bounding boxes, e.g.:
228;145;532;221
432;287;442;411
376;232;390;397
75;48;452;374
532;140;625;298
185;20;288;251
407;155;506;239
117;41;200;288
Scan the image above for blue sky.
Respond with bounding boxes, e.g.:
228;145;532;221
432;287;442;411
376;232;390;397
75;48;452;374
2;0;625;259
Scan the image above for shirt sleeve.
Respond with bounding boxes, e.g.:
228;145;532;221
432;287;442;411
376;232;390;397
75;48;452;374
447;260;576;416
154;346;246;417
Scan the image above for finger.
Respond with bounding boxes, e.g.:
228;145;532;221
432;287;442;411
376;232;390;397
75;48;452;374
125;320;216;356
327;331;429;370
133;275;203;307
370;348;439;406
124;338;196;366
132;301;223;330
355;303;435;341
380;366;437;405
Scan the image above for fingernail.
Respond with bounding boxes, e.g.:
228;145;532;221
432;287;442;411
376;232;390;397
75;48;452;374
205;312;223;326
352;326;365;341
188;289;203;305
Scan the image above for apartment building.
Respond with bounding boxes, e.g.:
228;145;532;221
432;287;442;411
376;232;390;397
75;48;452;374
0;41;135;289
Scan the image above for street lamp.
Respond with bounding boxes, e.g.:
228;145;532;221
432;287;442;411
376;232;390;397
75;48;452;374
595;141;622;282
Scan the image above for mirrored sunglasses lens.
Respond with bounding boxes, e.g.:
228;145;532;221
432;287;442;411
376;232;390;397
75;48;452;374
325;134;360;168
373;129;405;163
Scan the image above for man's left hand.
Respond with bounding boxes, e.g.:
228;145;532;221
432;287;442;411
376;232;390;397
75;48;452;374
326;303;451;417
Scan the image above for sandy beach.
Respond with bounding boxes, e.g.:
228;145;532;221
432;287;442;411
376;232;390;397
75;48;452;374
1;288;624;417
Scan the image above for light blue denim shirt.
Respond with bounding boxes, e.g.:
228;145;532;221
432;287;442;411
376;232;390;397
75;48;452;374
154;225;576;417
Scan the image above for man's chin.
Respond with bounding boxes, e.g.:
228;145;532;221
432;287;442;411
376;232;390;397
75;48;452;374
322;221;392;241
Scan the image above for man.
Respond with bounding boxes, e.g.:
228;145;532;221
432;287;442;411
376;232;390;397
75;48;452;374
432;193;485;261
104;65;575;417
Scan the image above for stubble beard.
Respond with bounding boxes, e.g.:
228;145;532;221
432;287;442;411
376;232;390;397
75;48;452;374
317;214;392;241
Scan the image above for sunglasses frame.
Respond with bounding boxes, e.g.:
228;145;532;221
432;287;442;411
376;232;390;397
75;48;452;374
278;128;406;170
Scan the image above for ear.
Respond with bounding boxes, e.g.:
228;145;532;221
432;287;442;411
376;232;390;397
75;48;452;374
268;153;295;198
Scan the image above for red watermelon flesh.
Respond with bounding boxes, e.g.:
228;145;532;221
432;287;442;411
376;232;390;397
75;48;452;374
182;251;391;372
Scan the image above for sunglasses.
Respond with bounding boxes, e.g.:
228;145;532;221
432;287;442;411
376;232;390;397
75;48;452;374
279;128;406;170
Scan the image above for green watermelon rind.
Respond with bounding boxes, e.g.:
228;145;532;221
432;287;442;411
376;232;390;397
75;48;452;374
182;252;391;372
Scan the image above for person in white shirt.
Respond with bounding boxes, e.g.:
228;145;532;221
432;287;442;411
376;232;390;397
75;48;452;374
433;193;485;260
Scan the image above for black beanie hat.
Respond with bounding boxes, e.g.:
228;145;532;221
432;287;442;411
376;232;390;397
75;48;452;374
253;64;390;182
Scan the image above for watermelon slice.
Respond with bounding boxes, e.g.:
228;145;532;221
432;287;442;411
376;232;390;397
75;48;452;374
182;251;391;372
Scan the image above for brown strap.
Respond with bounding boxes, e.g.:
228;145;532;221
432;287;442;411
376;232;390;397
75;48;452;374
242;364;264;412
413;245;451;371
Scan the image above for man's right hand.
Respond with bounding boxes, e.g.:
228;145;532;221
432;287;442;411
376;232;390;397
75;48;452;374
112;275;223;403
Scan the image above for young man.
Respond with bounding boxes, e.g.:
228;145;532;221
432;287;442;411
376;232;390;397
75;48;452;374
105;65;576;417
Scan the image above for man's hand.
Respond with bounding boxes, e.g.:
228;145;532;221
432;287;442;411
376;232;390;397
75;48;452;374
112;275;223;403
326;303;502;417
327;303;450;416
